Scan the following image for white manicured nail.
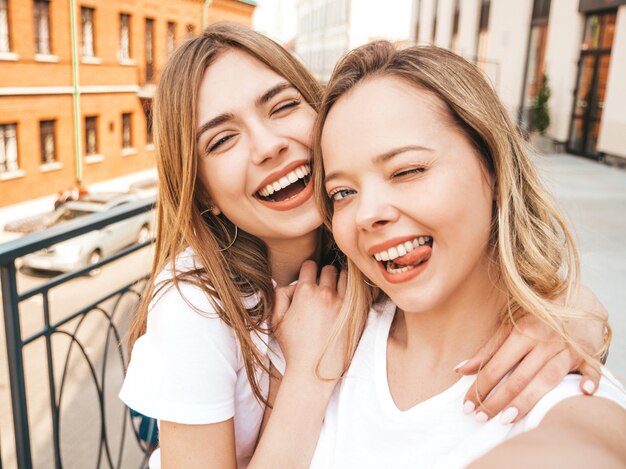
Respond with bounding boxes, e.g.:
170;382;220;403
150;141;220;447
582;379;596;394
454;359;469;371
475;411;489;423
500;407;518;425
463;400;475;414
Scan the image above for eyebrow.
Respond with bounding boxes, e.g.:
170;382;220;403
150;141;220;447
324;144;433;184
196;112;234;143
256;82;294;106
196;82;295;143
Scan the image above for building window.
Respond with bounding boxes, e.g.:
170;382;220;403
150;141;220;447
122;113;132;149
39;120;56;164
85;116;98;155
520;0;551;132
34;0;51;55
145;18;154;82
431;0;438;44
167;21;176;56
476;0;490;62
119;13;131;60
451;0;460;52
143;100;153;145
81;7;95;58
0;123;18;174
0;0;10;53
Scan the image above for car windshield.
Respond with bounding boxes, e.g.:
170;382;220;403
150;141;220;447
47;207;93;226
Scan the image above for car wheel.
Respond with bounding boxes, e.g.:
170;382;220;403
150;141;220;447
137;224;151;244
87;250;102;277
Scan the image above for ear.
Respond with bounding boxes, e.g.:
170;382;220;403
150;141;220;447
210;205;221;216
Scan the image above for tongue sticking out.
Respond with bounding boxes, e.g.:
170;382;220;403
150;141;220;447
392;244;432;266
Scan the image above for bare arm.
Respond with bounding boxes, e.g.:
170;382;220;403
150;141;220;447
160;419;237;469
251;262;348;469
468;396;626;468
162;262;345;469
459;284;609;421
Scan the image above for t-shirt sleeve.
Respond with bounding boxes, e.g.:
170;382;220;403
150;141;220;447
511;369;626;436
119;281;241;425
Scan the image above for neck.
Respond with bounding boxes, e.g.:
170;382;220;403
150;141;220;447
391;261;506;374
266;229;322;286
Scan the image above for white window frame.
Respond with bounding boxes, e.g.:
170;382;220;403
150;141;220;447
81;6;95;58
0;0;10;53
0;123;19;177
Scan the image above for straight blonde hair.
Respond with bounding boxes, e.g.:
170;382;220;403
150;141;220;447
128;23;324;404
312;42;609;373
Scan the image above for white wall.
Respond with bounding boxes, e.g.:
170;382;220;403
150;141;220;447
598;5;626;159
417;0;435;43
434;0;454;48
486;0;532;115
456;0;480;59
544;0;583;142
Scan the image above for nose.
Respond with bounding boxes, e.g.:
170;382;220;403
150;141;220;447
355;184;399;232
249;119;289;166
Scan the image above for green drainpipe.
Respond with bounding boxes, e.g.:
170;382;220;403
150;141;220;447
68;0;83;184
203;0;213;29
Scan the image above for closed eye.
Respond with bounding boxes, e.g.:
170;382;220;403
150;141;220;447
393;167;425;178
271;99;301;116
207;134;236;154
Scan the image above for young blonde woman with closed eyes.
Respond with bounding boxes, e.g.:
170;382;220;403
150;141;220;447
120;24;610;468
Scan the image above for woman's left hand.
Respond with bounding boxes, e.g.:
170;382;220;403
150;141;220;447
457;284;608;423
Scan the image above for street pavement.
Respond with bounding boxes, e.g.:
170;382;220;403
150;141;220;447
534;153;626;381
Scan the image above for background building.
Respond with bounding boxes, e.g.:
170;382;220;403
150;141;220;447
292;0;625;161
295;0;415;81
0;0;255;208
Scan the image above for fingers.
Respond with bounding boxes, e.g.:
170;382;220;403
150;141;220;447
457;323;513;375
271;284;297;328
462;328;534;407
318;264;339;289
469;343;561;421
491;348;572;424
579;361;601;395
337;269;348;299
298;260;318;284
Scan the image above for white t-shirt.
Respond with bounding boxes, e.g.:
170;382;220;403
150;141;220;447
310;299;626;469
119;247;279;469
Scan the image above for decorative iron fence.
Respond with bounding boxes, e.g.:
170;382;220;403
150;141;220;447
0;197;157;469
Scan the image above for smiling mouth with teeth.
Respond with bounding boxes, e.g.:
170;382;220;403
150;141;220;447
373;236;433;274
256;164;312;202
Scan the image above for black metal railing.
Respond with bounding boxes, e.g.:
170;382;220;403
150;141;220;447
0;197;157;469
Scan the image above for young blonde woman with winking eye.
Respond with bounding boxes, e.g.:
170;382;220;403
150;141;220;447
274;42;625;468
120;24;611;469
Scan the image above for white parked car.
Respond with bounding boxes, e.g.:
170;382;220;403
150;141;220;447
21;192;153;275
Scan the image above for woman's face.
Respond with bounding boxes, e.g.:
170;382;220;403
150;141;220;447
321;76;495;313
196;49;321;243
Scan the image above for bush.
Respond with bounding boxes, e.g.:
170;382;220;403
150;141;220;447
532;74;551;135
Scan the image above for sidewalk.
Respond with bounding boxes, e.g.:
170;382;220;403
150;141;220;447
534;153;626;381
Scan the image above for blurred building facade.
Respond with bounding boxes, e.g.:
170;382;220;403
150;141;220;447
294;0;626;161
0;0;255;208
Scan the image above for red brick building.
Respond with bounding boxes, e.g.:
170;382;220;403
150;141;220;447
0;0;255;207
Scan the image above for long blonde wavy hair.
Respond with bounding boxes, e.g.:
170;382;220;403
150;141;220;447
312;42;609;373
128;23;323;404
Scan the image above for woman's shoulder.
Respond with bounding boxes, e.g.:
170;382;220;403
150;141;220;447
513;368;626;434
